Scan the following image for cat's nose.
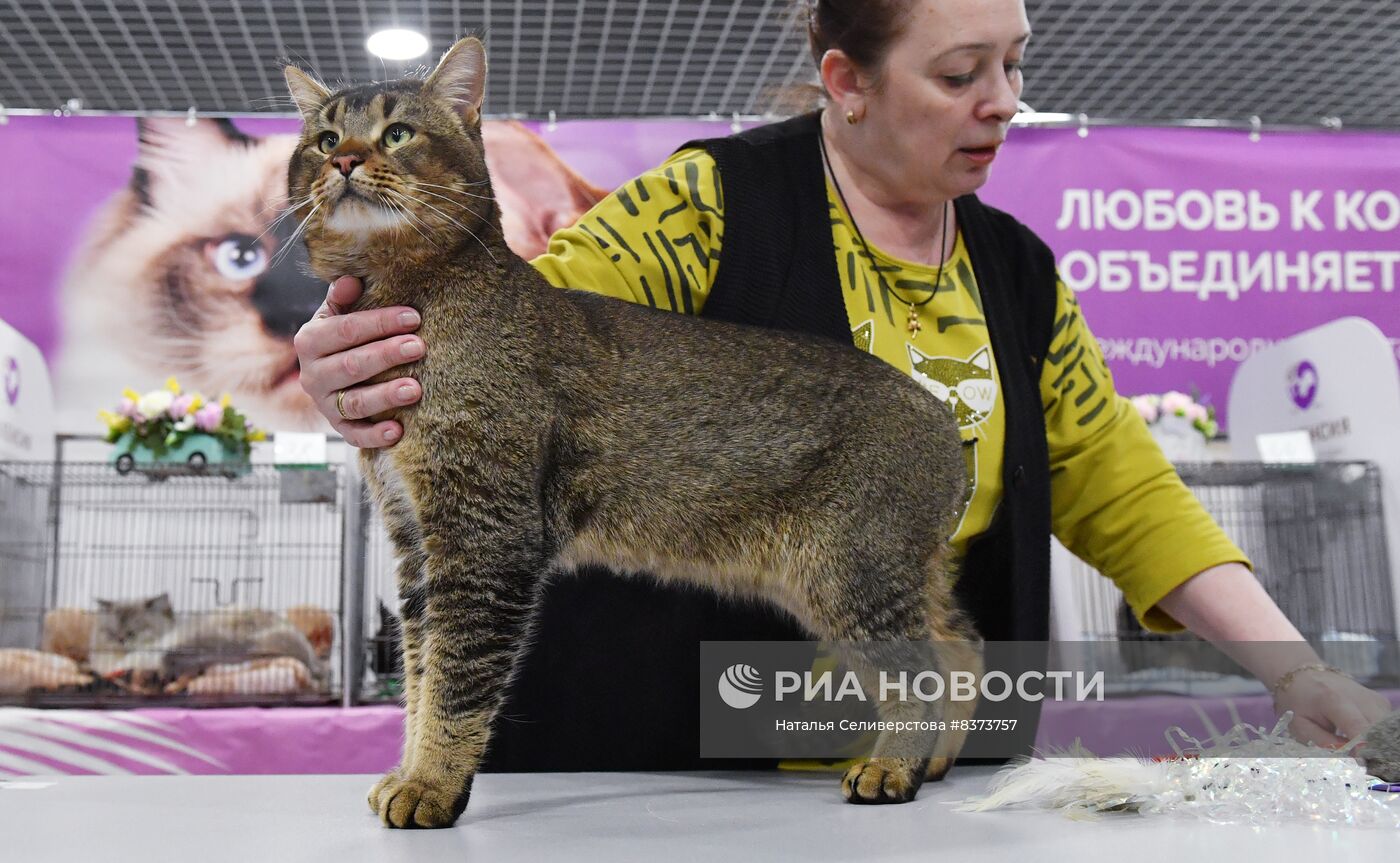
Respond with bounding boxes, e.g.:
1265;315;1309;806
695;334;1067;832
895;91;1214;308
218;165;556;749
332;153;365;177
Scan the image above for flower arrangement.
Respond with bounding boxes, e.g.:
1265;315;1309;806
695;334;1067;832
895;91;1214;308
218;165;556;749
1129;390;1219;441
99;378;267;460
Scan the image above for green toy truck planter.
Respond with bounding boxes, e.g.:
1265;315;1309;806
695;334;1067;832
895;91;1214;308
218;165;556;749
109;430;251;479
100;380;265;480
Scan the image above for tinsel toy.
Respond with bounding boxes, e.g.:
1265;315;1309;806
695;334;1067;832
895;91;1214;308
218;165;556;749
958;712;1400;828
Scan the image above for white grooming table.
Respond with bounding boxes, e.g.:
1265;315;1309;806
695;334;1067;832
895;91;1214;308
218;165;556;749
2;767;1396;861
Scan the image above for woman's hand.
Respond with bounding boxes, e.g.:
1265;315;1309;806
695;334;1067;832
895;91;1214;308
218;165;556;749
294;276;424;447
1273;666;1393;748
1154;564;1393;748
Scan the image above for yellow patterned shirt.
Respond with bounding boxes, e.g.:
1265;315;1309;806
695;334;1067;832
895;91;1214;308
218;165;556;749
531;148;1249;632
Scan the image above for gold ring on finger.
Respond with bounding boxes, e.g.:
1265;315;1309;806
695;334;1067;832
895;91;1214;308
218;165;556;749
336;389;351;421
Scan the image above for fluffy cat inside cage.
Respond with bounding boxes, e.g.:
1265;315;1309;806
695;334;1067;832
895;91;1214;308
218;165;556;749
89;593;322;686
285;36;979;829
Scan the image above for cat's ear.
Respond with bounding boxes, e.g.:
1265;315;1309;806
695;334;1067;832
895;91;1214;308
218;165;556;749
136;118;247;166
424;36;487;124
132;118;250;207
283;65;332;121
146;593;174;616
95;599;113;611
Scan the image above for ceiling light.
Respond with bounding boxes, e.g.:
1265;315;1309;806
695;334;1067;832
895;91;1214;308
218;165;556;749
366;29;429;61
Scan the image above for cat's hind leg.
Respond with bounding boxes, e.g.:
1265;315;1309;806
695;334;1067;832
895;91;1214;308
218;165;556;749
921;597;982;784
896;539;985;784
793;543;975;804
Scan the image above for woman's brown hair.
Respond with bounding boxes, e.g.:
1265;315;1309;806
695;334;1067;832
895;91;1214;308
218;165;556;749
768;0;918;112
804;0;918;73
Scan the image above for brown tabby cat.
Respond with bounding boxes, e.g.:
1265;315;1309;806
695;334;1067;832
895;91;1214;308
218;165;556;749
285;36;979;829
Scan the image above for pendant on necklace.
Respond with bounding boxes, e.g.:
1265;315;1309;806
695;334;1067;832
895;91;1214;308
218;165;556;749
907;303;922;336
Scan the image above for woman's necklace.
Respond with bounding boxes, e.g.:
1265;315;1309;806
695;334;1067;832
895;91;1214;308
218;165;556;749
818;126;949;337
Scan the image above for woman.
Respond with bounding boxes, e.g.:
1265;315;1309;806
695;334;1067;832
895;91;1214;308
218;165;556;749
295;0;1389;759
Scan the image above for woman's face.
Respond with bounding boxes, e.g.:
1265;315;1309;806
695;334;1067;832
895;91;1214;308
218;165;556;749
859;0;1030;202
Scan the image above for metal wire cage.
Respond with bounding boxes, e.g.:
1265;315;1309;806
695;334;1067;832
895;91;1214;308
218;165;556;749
1054;461;1397;688
361;510;404;704
13;448;1390;702
0;457;348;706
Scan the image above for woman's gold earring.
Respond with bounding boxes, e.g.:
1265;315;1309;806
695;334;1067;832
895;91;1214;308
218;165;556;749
846;109;859;125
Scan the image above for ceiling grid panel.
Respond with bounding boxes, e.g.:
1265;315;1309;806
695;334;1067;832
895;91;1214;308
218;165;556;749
0;0;1393;126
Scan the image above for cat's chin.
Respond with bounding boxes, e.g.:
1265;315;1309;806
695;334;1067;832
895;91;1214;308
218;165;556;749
324;198;409;237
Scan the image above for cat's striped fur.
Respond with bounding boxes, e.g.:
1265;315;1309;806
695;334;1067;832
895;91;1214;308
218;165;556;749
286;36;979;829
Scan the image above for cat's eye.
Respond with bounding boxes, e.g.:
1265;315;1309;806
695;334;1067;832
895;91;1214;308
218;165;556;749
317;131;339;154
382;124;415;149
209;234;269;281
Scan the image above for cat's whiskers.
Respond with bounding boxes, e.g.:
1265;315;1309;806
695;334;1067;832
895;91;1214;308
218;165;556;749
406;183;490;215
395;204;441;248
404;184;505;241
245;193;320;248
374;190;436;247
254;192;317;221
246;180;327;244
406;184;498;225
386;188;498;265
410;180;495;202
267;199;325;271
247;202;310;243
382;187;467;242
248;95;299;110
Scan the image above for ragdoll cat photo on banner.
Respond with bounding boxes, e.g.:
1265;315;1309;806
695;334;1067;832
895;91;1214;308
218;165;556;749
49;116;607;433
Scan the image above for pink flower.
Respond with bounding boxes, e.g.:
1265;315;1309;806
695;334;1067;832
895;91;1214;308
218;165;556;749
194;403;224;432
1159;390;1194;416
1131;395;1159;424
117;397;138;418
1186;402;1210;423
170;394;196;419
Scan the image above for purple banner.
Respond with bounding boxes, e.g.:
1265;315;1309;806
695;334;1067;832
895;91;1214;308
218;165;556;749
1;117;1395;432
979;127;1400;428
0;115;740;435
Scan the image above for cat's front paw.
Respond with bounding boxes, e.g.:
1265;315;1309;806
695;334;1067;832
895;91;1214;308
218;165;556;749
375;774;467;829
367;769;403;814
841;758;928;804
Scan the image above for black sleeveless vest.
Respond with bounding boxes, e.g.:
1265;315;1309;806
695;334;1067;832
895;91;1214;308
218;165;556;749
483;113;1057;773
687;112;1058;644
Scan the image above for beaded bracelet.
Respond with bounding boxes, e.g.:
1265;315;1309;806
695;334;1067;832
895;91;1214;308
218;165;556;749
1269;662;1347;700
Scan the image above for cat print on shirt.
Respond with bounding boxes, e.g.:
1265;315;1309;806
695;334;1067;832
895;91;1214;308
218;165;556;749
907;344;998;534
906;345;997;430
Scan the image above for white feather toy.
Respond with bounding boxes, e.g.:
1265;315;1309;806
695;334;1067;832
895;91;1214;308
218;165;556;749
958;713;1400;827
